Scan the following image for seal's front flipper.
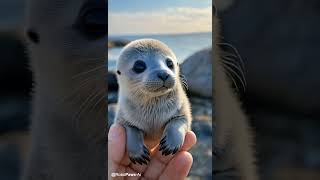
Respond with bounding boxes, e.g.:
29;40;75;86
159;116;188;156
124;125;150;165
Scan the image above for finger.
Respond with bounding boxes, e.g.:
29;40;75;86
108;123;126;177
158;151;193;180
124;167;141;180
180;131;197;151
143;131;196;178
154;130;196;163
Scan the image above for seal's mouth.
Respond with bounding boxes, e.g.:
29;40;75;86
145;83;173;94
155;85;170;91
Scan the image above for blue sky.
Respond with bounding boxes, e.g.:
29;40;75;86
108;0;212;35
108;0;211;12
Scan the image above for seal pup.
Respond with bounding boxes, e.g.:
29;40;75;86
22;0;107;179
213;2;259;180
115;39;192;165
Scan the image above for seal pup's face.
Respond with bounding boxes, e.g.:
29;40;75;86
117;39;179;97
25;0;107;129
25;0;107;99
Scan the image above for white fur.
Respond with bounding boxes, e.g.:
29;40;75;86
115;39;192;148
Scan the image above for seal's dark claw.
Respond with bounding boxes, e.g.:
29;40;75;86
162;147;170;156
172;147;178;155
142;154;150;162
166;150;172;156
128;144;150;165
159;144;166;151
136;158;143;165
160;136;166;145
143;158;148;165
129;157;136;164
159;128;184;156
143;146;150;155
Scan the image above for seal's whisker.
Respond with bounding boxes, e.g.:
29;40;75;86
219;42;245;71
221;51;238;58
221;58;246;86
221;52;244;72
224;69;240;93
222;63;246;92
179;74;189;91
58;75;100;104
87;90;106;118
72;88;101;127
72;65;106;79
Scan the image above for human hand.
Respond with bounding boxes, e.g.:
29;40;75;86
108;123;197;179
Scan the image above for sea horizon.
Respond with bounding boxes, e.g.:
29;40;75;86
108;32;212;71
108;31;211;39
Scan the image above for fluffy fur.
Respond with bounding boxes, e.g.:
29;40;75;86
22;0;107;179
213;3;259;180
115;39;192;149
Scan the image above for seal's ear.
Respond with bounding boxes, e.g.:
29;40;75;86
117;70;121;75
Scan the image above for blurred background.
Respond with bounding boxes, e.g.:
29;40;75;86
0;1;31;180
1;0;320;180
218;0;320;179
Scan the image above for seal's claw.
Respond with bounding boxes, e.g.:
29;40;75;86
128;144;150;165
143;146;150;155
160;136;166;145
172;147;178;155
142;154;150;162
129;157;136;164
159;129;184;156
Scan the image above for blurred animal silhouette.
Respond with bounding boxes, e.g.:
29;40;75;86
213;2;259;180
22;0;107;179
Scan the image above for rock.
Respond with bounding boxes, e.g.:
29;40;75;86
0;96;31;134
108;92;118;104
181;48;213;98
189;138;213;180
0;143;21;180
188;97;213;179
108;40;130;49
107;104;117;130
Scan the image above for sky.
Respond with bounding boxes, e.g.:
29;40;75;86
108;0;212;35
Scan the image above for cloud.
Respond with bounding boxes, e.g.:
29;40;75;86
108;7;212;35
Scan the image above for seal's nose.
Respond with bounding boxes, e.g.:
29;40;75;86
157;72;169;81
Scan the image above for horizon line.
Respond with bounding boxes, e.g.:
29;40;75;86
108;31;212;37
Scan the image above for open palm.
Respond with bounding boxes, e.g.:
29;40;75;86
108;124;197;180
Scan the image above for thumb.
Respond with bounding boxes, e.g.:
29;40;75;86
108;123;126;174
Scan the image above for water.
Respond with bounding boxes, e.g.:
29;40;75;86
108;32;212;71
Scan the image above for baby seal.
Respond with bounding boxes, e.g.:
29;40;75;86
115;39;192;165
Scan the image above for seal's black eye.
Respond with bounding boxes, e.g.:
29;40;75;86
26;30;40;44
77;2;107;40
133;60;146;74
166;58;174;69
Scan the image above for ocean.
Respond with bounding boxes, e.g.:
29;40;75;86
108;32;212;71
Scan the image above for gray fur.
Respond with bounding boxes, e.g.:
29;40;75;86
115;39;192;163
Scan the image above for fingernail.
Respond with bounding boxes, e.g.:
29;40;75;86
108;124;121;141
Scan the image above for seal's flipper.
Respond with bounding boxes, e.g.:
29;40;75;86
124;125;150;165
159;116;188;156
